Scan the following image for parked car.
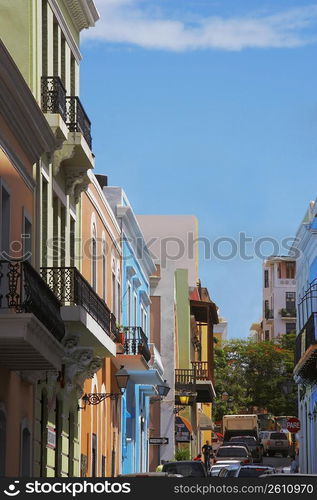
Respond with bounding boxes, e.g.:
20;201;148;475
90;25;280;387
218;463;242;477
260;431;289;457
162;460;208;477
214;445;253;464
236;466;276;477
229;435;263;463
209;461;242;477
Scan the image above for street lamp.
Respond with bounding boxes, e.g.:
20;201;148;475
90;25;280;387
157;380;170;399
79;365;129;409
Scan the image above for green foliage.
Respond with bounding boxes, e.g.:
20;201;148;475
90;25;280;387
213;336;297;421
174;448;191;461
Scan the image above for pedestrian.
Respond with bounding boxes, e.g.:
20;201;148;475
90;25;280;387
290;449;299;474
202;440;214;467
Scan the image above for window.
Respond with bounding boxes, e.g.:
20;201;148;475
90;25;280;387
92;224;97;291
22;215;32;262
264;270;269;288
61;35;66;86
60;205;66;267
101;456;106;477
134;293;137;327
21;426;31;477
112;272;116;315
42;0;48;76
55;398;63;476
71;55;76;95
127;283;131;326
1;185;10;257
286;262;295;279
53;18;59;77
140;305;145;331
0;410;6;476
40;390;48;477
265;330;270;341
42;177;48;266
286;323;296;335
117;281;121;322
92;434;97;477
70;218;75;267
68;413;75;477
286;292;295;312
102;241;106;301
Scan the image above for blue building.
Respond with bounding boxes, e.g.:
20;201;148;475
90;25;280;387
292;199;317;474
102;185;166;473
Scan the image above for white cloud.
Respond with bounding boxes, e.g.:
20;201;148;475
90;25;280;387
84;1;317;51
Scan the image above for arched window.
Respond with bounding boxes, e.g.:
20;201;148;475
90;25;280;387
92;223;97;291
0;409;6;476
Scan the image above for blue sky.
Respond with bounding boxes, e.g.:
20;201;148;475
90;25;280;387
80;0;317;338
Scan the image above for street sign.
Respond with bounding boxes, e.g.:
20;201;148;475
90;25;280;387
286;417;301;433
149;437;169;445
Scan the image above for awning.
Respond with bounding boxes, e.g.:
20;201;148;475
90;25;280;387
198;411;215;430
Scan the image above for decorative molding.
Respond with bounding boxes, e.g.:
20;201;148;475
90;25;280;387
64;0;99;31
52;142;76;176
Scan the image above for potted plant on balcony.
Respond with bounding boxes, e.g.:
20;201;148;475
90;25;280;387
116;324;126;345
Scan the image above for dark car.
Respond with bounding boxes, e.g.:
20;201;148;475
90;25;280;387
229;435;263;463
162;460;208;477
236;466;276;477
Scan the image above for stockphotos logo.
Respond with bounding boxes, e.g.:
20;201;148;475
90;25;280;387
3;481;131;497
3;481;20;496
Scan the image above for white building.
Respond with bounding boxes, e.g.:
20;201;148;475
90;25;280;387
292;200;317;474
262;257;296;340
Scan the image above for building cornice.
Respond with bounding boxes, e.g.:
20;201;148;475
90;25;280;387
87;170;122;235
63;0;100;31
0;41;56;164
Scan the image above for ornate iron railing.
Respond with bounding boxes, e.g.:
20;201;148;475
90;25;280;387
298;278;317;330
122;326;151;363
66;96;92;148
191;361;209;380
280;308;296;318
295;312;317;365
0;260;65;341
41;76;67;121
41;267;118;342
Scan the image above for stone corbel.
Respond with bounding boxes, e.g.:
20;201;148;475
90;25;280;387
65;168;90;202
52;142;76;176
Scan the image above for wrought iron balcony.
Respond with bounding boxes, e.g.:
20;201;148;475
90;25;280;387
66;96;92;149
191;361;209;380
0;260;65;341
280;308;296;318
41;76;67;122
294;312;317;383
265;309;274;320
298;278;317;330
122;326;151;363
41;267;118;342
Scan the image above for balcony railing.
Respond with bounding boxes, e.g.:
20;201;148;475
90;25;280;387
191;361;209;380
295;312;317;366
122;326;151;363
41;267;118;342
66;96;92;148
280;308;296;318
41;76;67;122
0;260;65;341
265;309;274;320
298;278;317;330
175;368;196;387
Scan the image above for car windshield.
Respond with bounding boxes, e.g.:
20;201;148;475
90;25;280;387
230;438;256;445
270;433;288;440
163;463;205;477
238;468;272;477
217;447;247;457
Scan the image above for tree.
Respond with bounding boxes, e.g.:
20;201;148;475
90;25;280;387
213;336;297;421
